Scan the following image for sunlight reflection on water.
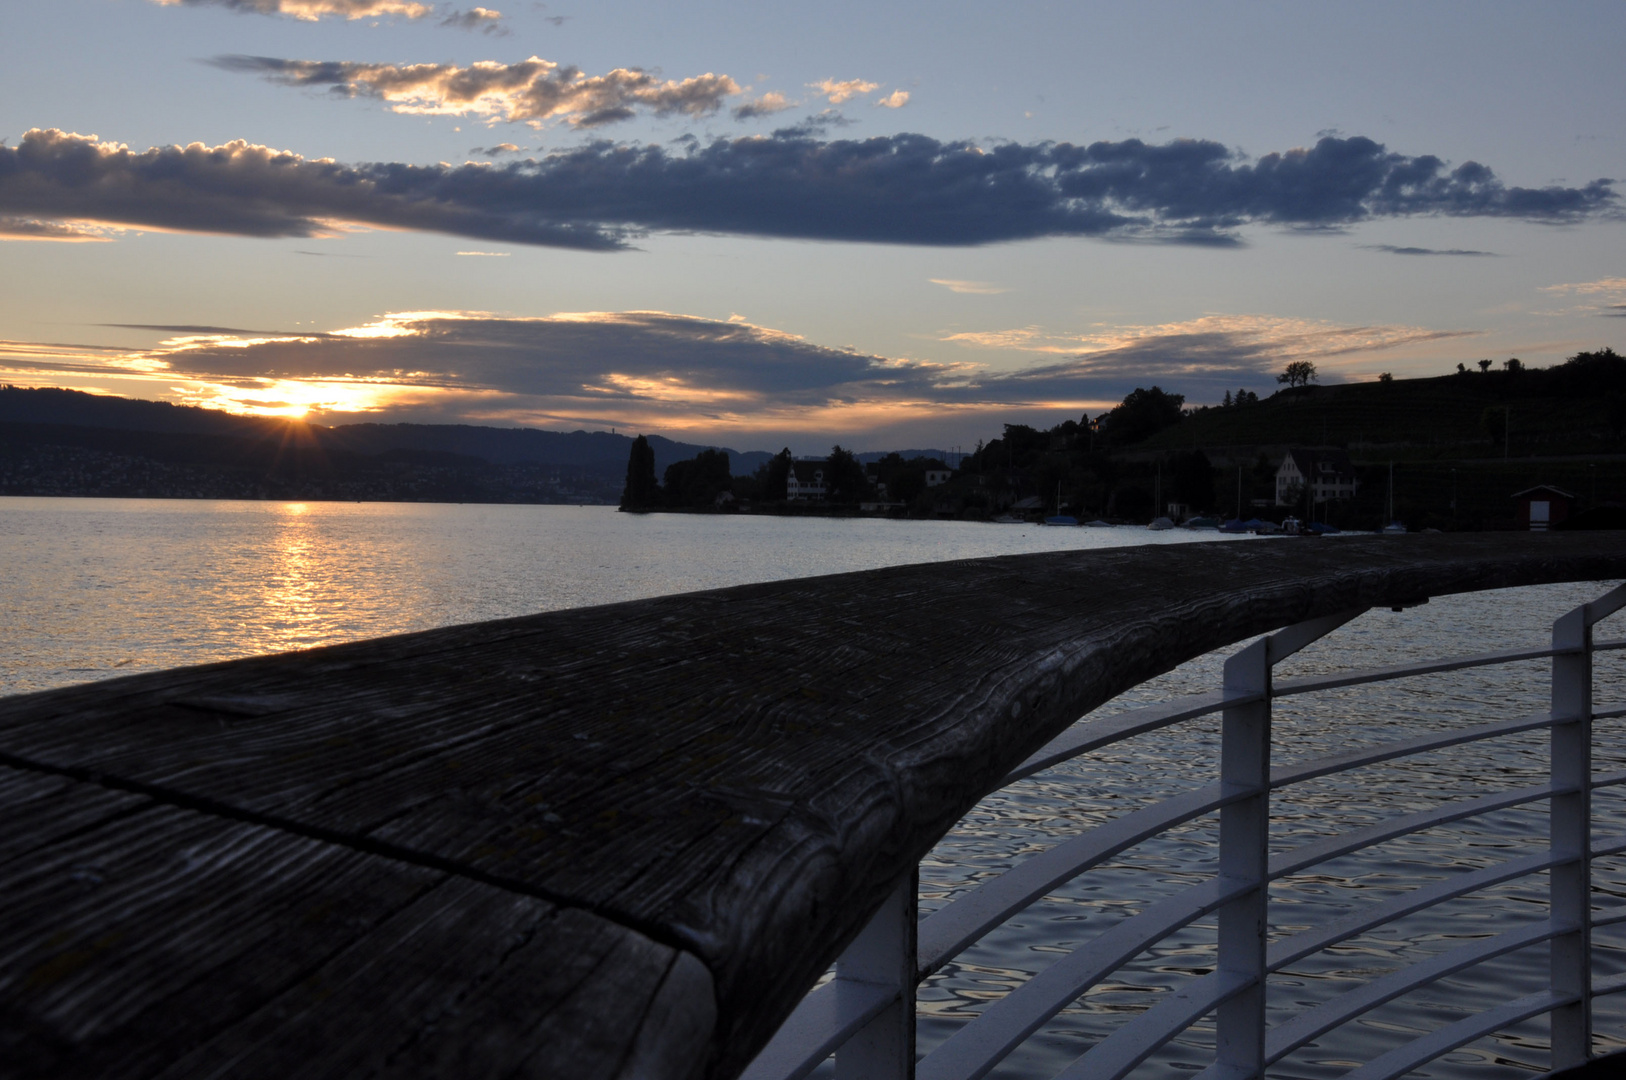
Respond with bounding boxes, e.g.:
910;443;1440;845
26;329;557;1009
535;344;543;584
0;496;1238;695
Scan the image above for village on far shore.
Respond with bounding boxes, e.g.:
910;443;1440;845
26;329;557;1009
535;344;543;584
620;349;1626;534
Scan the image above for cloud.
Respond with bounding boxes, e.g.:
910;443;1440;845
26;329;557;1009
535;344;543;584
1361;244;1496;256
944;314;1477;400
0;215;116;242
101;322;339;337
875;90;910;109
470;142;523;157
152;0;431;20
440;6;504;33
732;92;794;121
810;79;880;105
3;128;1616;255
1539;277;1626;318
6;308;1488;442
212;55;743;128
929;279;1008;295
456;249;509;255
1542;277;1626;296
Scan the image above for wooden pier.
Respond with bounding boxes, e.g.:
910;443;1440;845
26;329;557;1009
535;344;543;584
3;533;1625;1079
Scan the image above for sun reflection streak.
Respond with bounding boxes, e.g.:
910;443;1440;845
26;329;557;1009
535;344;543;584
250;502;331;654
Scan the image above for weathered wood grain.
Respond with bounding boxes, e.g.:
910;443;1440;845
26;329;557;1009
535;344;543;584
0;765;710;1080
2;533;1624;1078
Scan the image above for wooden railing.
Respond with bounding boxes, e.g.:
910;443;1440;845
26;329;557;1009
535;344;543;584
2;533;1624;1079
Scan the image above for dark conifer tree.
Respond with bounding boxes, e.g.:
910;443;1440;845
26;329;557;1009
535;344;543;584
619;434;658;510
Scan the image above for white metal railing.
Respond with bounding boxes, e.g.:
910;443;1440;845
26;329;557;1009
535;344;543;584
741;582;1626;1080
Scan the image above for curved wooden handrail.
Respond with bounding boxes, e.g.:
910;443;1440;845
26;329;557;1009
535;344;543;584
1;532;1624;1079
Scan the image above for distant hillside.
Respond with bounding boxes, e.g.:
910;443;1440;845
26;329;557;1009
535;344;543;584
1135;355;1626;459
0;386;772;476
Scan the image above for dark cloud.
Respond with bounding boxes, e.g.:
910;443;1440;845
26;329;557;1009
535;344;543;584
147;312;950;406
0;129;618;249
731;93;794;121
210;55;742;128
2;128;1615;254
471;142;524;157
1606;305;1626;318
102;310;1476;421
770;111;856;137
1361;244;1497;256
440;6;505;33
152;0;433;20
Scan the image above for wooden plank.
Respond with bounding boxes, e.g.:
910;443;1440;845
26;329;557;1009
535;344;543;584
2;532;1624;1078
0;768;710;1080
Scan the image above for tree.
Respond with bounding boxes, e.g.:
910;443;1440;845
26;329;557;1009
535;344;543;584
1378;372;1394;384
663;448;731;508
755;448;793;501
824;445;868;503
1277;361;1318;388
1478;358;1493;372
1097;386;1185;446
619;434;658;510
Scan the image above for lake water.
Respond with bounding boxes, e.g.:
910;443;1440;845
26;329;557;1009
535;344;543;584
3;496;1624;1078
0;497;1237;696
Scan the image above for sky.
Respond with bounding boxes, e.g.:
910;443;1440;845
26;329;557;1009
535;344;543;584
1;0;1623;454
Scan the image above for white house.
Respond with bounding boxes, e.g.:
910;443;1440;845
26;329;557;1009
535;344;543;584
924;466;953;487
787;459;828;501
1275;448;1357;507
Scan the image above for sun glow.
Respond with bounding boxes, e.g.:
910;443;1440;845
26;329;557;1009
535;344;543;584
179;378;412;418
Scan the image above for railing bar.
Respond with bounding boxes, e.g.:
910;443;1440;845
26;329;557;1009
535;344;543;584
1050;970;1252;1080
915;877;1250;1080
1594;972;1626;997
1002;690;1235;784
1262;919;1562;1066
1592;837;1626;859
1338;988;1570;1080
1594;769;1626;790
1596;636;1626;652
1274;645;1560;699
1270;713;1555;790
1267;783;1560;879
1002;644;1623;789
737;979;896;1080
1592;909;1626;930
1267;852;1560;972
916;783;1238;977
1593;706;1626;722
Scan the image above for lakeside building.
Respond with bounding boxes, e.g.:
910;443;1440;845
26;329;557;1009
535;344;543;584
787;459;828;501
1512;484;1575;531
1275;448;1358;507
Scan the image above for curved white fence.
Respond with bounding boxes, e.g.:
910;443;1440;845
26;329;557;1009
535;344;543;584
744;582;1626;1080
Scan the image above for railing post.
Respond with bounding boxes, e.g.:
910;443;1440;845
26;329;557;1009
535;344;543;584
1217;635;1271;1079
1550;603;1594;1069
835;870;918;1080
